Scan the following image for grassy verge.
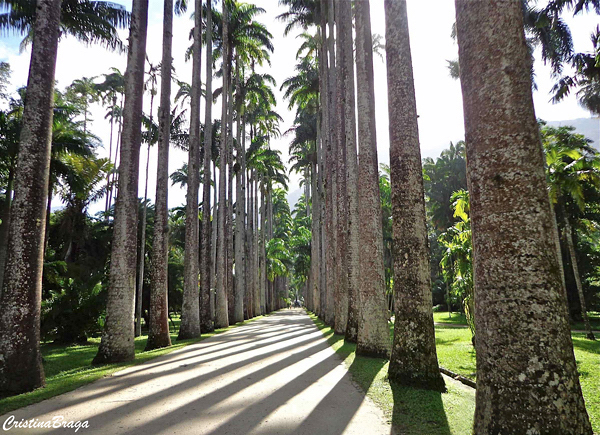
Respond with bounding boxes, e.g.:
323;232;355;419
434;311;600;332
433;312;468;325
308;313;475;435
0;315;263;415
571;311;600;331
433;326;600;433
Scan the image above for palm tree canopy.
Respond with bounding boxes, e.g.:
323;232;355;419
0;0;131;52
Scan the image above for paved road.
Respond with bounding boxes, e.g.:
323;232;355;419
1;309;391;435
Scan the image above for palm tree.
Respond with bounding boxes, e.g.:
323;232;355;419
180;0;203;340
95;67;125;217
331;0;348;337
201;0;215;333
0;0;63;396
93;0;149;365
323;0;336;328
384;0;445;392
146;0;175;350
134;60;158;338
66;76;99;135
215;0;230;329
354;0;391;358
337;0;360;343
0;0;130;52
543;124;599;340
455;0;592;431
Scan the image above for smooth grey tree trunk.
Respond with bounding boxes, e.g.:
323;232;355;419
147;0;174;349
93;0;149;365
338;0;359;343
201;0;214;333
563;215;595;340
215;1;230;329
180;0;203;340
355;0;391;358
455;0;592;432
385;0;445;391
0;0;62;394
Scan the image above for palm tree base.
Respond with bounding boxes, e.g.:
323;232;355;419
92;348;135;365
144;336;172;352
388;369;447;393
177;330;201;341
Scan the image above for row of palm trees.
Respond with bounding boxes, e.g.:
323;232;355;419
0;0;597;432
0;0;291;395
283;0;595;432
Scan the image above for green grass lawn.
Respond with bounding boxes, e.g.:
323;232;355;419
571;311;600;331
0;315;263;416
309;314;475;435
433;312;468;325
434;326;600;433
434;311;600;332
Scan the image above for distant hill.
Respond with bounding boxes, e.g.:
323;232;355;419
547;118;599;149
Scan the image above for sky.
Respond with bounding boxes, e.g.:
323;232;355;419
0;0;598;213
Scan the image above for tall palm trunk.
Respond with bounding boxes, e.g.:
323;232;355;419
318;0;328;320
562;215;595;340
260;184;266;314
180;0;203;339
135;140;151;337
104;102;115;218
211;160;217;320
215;0;230;329
227;76;235;324
0;0;62;395
354;0;391;358
200;0;214;333
247;170;255;317
147;0;174;349
385;0;445;391
333;0;348;336
310;152;320;315
233;63;245;323
338;0;359;343
135;88;155;338
107;97;124;215
254;175;261;314
323;0;336;327
455;0;592;432
93;0;149;364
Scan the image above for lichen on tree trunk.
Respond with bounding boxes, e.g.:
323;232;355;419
355;0;391;359
0;0;63;394
385;0;445;392
455;0;593;432
93;0;149;365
